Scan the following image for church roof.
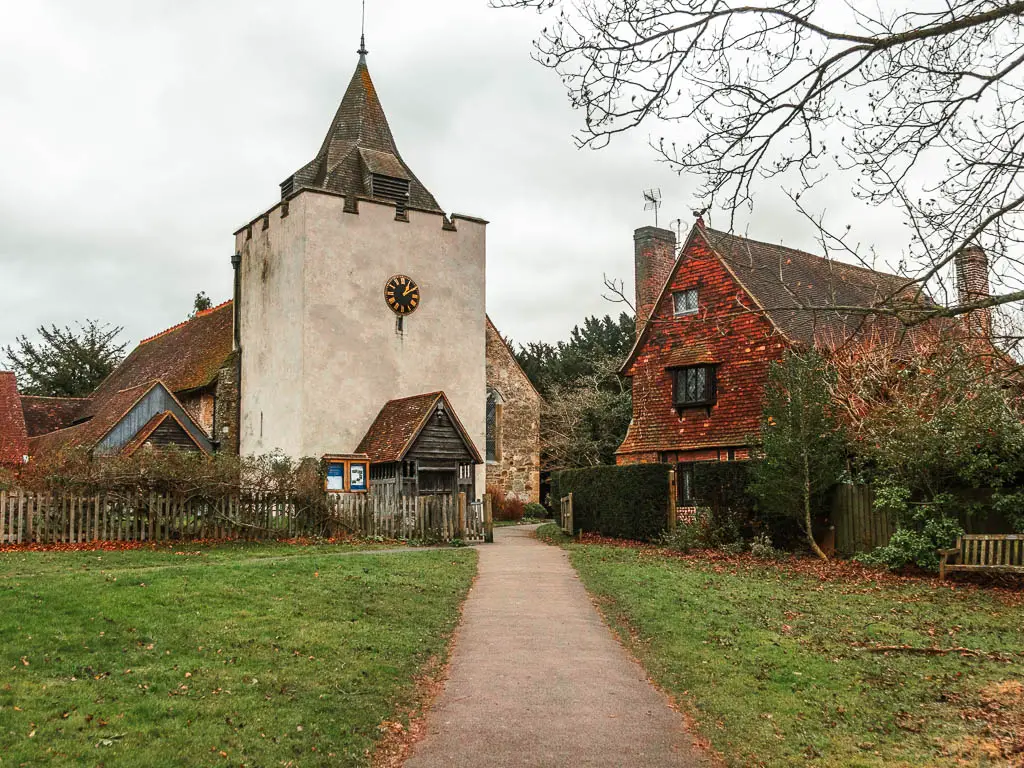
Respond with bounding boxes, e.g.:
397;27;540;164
20;395;88;437
81;301;233;419
283;50;443;214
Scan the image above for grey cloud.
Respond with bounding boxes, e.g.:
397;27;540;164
1;0;909;356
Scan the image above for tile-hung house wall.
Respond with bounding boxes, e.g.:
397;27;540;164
617;225;786;486
617;219;950;512
484;317;541;503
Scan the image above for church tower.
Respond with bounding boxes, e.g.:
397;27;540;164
232;42;487;496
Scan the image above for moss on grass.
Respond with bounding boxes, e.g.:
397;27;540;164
566;544;1024;767
0;544;476;767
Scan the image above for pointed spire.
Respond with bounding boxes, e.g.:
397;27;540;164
357;0;368;61
280;49;442;214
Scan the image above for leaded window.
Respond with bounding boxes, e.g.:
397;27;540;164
672;365;716;407
672;288;698;316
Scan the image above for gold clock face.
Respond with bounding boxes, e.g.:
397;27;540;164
384;274;420;315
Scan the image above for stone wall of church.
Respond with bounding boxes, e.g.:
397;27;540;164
214;352;240;455
236;190;488;497
485;319;541;504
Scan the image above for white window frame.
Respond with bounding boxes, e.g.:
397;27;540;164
672;288;699;317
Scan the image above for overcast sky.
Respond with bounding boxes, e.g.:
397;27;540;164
0;0;911;354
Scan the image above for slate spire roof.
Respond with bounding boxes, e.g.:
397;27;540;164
282;48;443;214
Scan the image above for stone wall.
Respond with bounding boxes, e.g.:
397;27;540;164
485;318;541;504
214;352;240;455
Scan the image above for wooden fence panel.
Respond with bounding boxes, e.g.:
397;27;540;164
833;483;894;556
0;489;496;546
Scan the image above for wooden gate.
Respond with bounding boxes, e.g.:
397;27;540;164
832;484;895;555
560;493;573;535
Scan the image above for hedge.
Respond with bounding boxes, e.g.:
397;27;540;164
550;464;672;541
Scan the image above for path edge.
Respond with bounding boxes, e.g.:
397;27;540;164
370;549;482;768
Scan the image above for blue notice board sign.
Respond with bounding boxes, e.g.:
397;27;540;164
326;462;345;492
349;462;368;492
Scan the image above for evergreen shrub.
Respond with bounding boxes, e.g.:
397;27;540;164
550;464;671;541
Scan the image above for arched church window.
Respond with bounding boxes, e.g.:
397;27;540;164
486;389;504;463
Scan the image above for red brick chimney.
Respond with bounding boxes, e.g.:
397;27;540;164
634;226;677;338
955;244;991;338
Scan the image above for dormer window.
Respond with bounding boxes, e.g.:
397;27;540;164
673;289;698;316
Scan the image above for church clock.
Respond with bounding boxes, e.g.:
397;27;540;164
384;275;421;315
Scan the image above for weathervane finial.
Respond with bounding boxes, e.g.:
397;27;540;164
357;0;368;58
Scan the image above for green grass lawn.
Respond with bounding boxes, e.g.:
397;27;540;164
538;525;1024;767
0;541;476;767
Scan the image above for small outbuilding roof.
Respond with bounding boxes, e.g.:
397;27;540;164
20;395;88;437
29;380;211;459
356;392;481;464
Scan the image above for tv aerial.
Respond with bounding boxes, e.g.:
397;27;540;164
643;188;662;227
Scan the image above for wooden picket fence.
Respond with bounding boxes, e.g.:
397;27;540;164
0;488;491;546
328;491;489;542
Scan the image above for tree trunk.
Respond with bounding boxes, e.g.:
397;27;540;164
803;450;829;561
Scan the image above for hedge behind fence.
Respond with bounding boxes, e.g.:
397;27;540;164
551;464;672;541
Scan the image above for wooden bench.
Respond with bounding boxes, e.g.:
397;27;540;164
939;534;1024;580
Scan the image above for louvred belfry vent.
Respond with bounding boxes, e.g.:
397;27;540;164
371;174;410;202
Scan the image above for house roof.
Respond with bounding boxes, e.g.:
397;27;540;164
284;51;443;214
356;391;482;464
702;227;921;347
20;395;88;437
82;301;233;419
0;372;29;466
622;223;928;374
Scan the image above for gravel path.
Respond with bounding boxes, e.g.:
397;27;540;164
404;525;711;767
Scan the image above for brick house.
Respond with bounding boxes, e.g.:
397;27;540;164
616;220;990;507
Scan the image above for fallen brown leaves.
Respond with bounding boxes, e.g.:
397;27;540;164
953;680;1024;764
0;533;380;555
575;533;1024;605
369;654;449;768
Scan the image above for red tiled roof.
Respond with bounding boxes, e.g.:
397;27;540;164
356;392;444;463
0;372;29;466
356;392;482;464
622;224;933;375
83;301;233;419
20;395;88;437
702;227;922;347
